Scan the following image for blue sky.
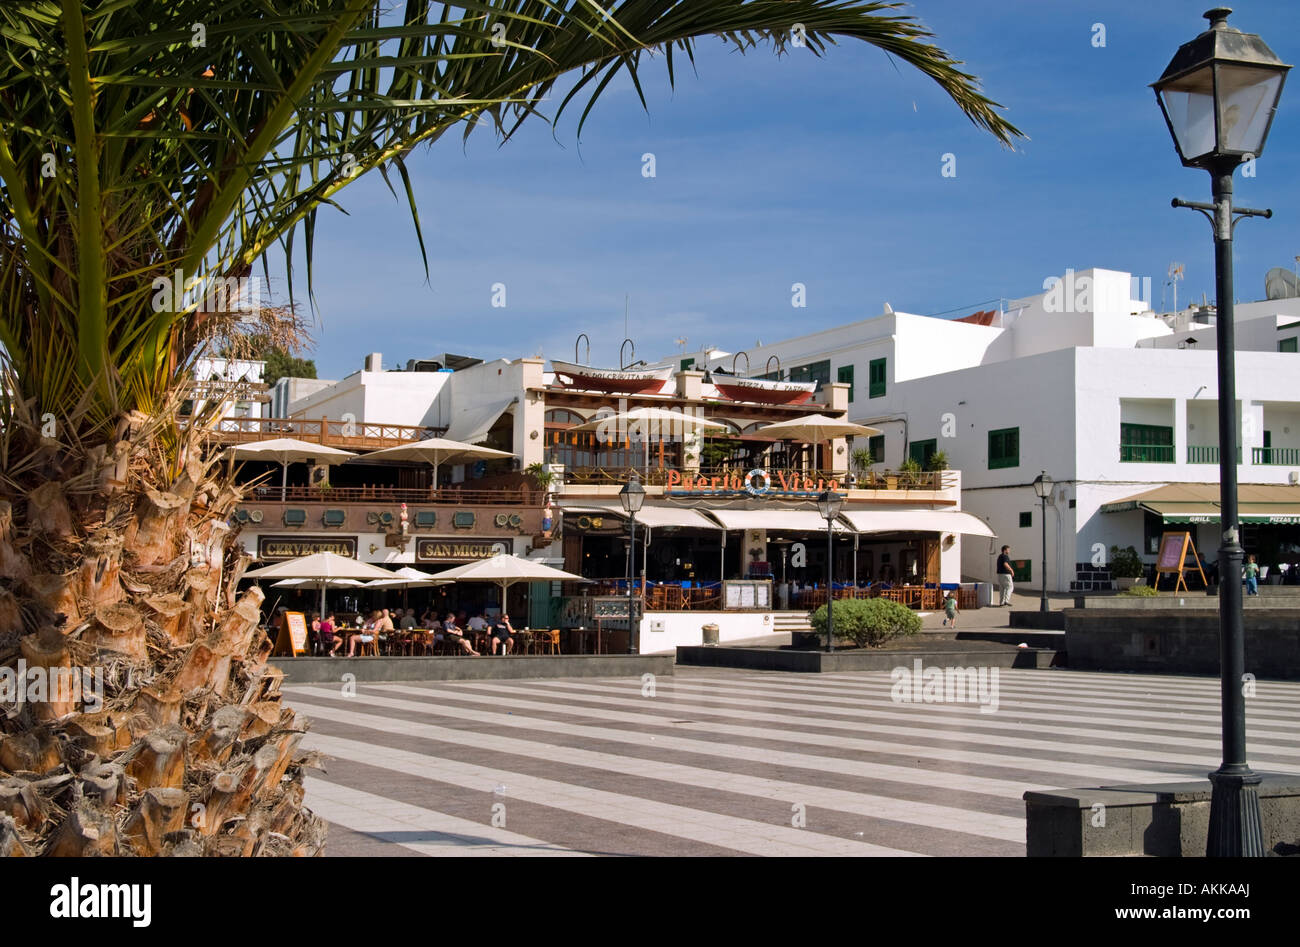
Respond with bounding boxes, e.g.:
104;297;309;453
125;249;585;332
273;1;1300;379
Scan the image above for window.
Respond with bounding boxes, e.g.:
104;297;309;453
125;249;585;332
1280;337;1298;353
1019;512;1032;528
837;364;855;402
868;358;886;398
909;439;937;466
680;357;695;371
788;360;830;387
1120;422;1174;463
868;434;885;464
988;427;1019;469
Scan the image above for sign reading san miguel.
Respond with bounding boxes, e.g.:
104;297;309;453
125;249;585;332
416;539;509;562
666;468;841;496
259;536;357;560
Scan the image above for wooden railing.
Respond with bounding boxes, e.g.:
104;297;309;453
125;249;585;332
244;484;542;506
792;586;978;611
198;416;441;449
556;580;977;610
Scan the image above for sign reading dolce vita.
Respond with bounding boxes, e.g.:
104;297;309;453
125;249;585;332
258;536;358;560
416;539;509;562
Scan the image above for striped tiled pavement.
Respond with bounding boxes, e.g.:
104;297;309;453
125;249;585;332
288;666;1300;856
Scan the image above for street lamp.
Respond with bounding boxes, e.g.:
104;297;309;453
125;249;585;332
816;489;844;653
1032;472;1053;613
1153;6;1290;858
619;474;645;654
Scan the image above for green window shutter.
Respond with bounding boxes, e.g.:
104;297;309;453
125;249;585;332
909;439;937;465
837;364;854;402
868;358;886;398
1279;337;1298;353
988;427;1020;469
680;357;695;370
1019;511;1032;528
868;435;885;463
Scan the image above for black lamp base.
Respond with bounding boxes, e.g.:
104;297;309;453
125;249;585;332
1206;770;1265;857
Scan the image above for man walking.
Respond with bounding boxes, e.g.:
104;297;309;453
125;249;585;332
996;545;1015;607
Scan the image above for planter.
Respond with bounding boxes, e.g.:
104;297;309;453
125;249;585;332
1116;577;1138;590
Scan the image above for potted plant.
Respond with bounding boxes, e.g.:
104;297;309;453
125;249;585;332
525;461;555;495
1109;545;1145;590
898;456;924;488
925;450;949;472
850;445;875;479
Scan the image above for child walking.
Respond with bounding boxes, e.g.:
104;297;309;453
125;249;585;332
1245;555;1260;596
942;590;959;627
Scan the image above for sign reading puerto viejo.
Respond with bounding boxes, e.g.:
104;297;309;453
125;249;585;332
665;468;842;497
258;536;357;560
417;539;509;562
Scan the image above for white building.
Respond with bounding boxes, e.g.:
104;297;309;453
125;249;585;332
682;268;1300;592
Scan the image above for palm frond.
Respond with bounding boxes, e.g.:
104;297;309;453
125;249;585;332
0;0;1023;454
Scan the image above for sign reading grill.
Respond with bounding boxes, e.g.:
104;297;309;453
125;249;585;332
416;539;509;562
258;536;357;561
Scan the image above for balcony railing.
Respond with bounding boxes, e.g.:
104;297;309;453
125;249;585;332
561;465;957;491
1186;445;1241;464
243;484;542;506
1252;446;1300;466
1119;444;1174;463
198;416;440;449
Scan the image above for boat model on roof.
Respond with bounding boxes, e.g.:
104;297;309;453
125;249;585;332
550;335;672;395
709;353;817;405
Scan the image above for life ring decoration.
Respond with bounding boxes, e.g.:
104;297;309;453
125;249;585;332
744;468;771;497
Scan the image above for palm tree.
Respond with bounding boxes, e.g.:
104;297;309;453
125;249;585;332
0;1;1022;856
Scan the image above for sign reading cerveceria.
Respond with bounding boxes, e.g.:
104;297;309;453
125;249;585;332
258;536;357;560
417;539;509;562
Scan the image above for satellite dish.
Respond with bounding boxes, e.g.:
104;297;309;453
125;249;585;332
1265;267;1300;300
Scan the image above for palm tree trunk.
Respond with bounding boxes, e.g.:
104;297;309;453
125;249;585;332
0;425;324;856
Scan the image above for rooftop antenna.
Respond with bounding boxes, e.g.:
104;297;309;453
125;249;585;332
675;337;688;353
624;294;629;341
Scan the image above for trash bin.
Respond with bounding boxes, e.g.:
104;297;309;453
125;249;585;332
975;582;991;608
701;622;720;646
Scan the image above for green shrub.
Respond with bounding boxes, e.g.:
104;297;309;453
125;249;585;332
1109;545;1144;579
1120;584;1159;597
925;450;950;471
809;598;920;648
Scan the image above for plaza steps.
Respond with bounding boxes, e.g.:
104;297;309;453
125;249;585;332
771;611;814;636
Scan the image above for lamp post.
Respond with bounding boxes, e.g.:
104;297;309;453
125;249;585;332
1153;7;1290;857
817;489;844;652
1032;472;1053;613
619;474;645;654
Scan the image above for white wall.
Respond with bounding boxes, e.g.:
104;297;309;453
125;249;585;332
637;610;780;655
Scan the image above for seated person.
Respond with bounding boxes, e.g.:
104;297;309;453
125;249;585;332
441;612;479;655
346;611;379;657
319;613;342;657
491;613;515;655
